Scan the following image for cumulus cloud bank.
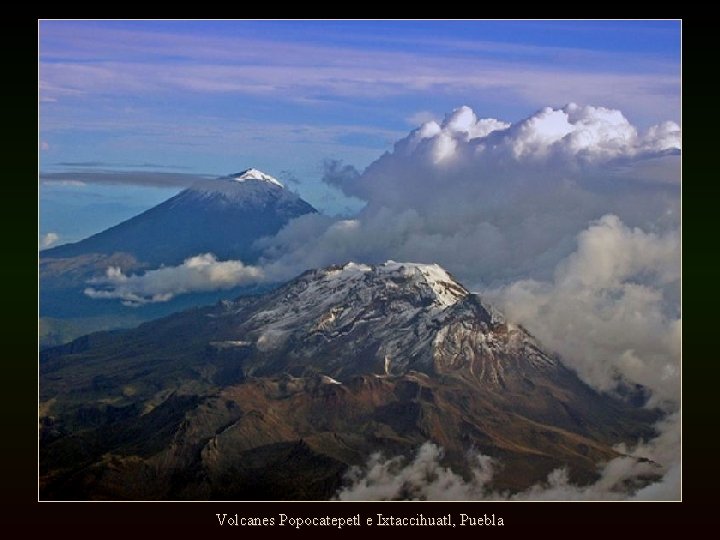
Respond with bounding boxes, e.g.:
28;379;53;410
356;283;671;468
84;253;263;306
259;103;679;285
488;214;680;407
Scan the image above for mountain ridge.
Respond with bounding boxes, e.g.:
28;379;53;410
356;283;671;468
40;260;659;500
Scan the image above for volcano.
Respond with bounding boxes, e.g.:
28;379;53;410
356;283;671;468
39;261;658;500
42;168;316;268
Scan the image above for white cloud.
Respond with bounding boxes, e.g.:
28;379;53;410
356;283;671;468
487;214;680;407
40;232;60;248
337;415;680;501
84;253;263;306
42;179;86;187
345;103;679;202
260;104;679;286
631;463;681;501
337;442;497;501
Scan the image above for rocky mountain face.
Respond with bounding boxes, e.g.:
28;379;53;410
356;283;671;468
39;169;316;343
39;261;658;500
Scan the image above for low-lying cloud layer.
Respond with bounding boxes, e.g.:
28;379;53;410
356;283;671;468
85;253;263;306
338;415;680;501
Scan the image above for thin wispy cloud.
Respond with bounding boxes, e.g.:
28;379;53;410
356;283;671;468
40;55;679;122
55;161;105;168
40;171;213;188
40;22;679;124
55;161;191;170
40;21;677;65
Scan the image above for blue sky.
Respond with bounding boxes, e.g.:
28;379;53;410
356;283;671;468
39;20;680;245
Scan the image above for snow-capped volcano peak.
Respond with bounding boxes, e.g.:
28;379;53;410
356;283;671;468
186;168;310;209
320;261;467;308
313;260;468;310
378;261;466;307
228;168;284;188
224;260;534;379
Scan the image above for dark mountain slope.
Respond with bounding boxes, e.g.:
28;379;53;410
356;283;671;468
43;168;316;267
39;261;659;500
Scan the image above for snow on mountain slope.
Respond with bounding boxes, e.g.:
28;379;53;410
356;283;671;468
227;168;285;187
184;168;301;207
209;260;552;381
40;259;660;500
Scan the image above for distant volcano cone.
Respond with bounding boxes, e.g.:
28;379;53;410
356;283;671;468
42;168;316;267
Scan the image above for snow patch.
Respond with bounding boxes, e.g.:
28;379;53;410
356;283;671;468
210;340;252;349
186;168;302;207
379;261;467;308
229;168;284;188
